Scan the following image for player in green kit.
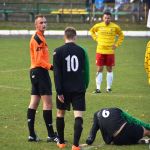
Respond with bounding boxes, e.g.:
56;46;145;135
86;107;150;145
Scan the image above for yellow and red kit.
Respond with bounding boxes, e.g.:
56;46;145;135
145;41;150;84
89;22;124;54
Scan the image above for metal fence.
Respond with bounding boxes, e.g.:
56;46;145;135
0;1;148;23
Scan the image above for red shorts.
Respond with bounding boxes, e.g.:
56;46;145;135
96;53;115;66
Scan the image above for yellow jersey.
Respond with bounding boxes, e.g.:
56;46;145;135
144;41;150;84
89;22;124;54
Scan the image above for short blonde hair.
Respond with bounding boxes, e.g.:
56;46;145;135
64;27;76;40
34;14;46;24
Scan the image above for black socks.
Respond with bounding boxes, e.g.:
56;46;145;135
73;117;83;147
43;110;54;137
27;108;36;137
56;117;65;143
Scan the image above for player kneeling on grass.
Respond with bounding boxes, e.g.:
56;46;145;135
86;107;150;145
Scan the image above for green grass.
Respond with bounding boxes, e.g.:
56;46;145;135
0;37;150;150
0;21;149;30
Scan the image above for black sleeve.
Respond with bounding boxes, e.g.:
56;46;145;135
99;127;113;144
83;48;90;89
53;49;63;95
86;112;99;145
34;34;42;45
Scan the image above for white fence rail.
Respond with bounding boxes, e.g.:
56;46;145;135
0;30;150;37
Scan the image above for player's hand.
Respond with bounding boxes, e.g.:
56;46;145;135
112;45;117;50
58;95;64;103
130;0;134;3
86;137;93;145
50;65;53;71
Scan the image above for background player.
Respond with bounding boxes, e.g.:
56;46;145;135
89;11;124;93
53;27;89;150
144;40;150;85
86;107;150;145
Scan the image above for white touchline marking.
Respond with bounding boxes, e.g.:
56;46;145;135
88;92;150;98
80;143;105;150
0;84;149;98
0;85;29;91
0;68;28;73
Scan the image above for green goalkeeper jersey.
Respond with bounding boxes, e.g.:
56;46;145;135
121;111;150;130
82;47;90;89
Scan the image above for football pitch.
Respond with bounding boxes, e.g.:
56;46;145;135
0;36;150;150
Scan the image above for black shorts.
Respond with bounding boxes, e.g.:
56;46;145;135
30;67;52;95
113;123;144;145
56;92;86;111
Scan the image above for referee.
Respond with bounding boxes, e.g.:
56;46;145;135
27;14;58;143
53;27;90;150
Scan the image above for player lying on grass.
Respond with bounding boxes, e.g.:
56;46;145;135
86;107;150;145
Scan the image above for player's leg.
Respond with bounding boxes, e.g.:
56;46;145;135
138;127;150;144
143;127;150;137
72;111;83;150
106;66;113;92
106;54;115;92
27;68;41;141
95;66;103;93
94;53;104;93
27;95;40;141
113;123;144;145
38;68;58;142
56;93;70;148
56;109;66;148
42;95;58;142
72;92;85;150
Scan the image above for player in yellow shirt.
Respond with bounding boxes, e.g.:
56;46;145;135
144;41;150;85
89;11;124;93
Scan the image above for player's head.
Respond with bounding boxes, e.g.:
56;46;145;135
64;27;77;42
103;11;112;25
35;14;47;33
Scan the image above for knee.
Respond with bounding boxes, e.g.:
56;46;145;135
143;128;150;136
97;68;103;72
97;66;103;72
106;67;112;72
29;101;39;110
43;103;52;110
57;109;65;117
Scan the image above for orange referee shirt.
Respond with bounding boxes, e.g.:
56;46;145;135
30;31;52;70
